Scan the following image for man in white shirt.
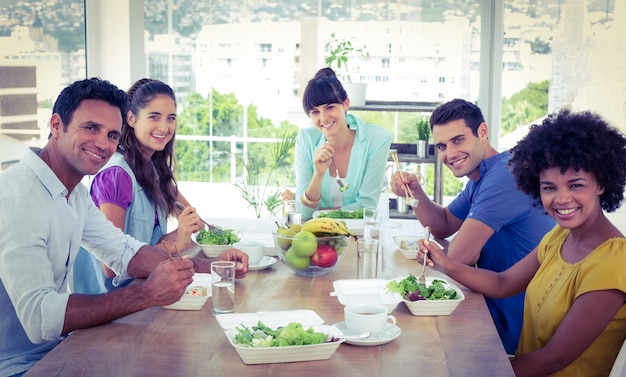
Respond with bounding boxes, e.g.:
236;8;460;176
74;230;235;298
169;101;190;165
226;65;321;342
0;78;248;376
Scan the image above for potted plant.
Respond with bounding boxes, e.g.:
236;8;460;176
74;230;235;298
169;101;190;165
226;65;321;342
234;130;297;218
324;33;369;106
415;118;430;158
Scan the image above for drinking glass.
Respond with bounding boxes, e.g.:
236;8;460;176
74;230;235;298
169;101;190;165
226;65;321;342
363;221;380;241
211;261;235;315
283;200;302;226
357;239;379;279
363;222;382;277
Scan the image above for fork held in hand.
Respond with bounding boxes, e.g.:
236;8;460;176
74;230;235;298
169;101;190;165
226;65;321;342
325;139;349;192
174;202;225;236
333;163;349;192
418;226;430;286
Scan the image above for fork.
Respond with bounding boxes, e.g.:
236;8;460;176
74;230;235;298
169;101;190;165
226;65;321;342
417;226;430;286
332;158;349;192
326;138;349;192
174;201;225;236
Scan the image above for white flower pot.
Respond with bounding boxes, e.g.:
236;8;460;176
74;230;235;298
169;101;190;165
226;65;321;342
344;82;368;107
416;140;428;158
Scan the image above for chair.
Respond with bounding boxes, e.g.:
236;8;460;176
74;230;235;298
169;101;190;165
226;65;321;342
609;337;626;377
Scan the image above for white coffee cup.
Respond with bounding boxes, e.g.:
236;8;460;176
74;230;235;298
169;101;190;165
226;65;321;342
233;240;265;265
344;304;396;336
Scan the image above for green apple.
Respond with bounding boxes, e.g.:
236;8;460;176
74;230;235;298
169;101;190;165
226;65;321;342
276;227;296;251
291;230;318;258
285;247;310;270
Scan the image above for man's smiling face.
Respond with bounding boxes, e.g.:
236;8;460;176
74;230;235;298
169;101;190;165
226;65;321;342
432;118;488;181
53;99;122;179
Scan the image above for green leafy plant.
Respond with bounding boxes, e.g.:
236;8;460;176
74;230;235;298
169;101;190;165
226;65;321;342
416;118;431;141
324;33;369;83
234;130;297;218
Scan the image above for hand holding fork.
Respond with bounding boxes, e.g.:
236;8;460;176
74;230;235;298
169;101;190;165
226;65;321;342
174;202;225;236
417;226;430;286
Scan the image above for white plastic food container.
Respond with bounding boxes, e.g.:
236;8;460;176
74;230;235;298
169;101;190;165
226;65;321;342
330;279;402;313
392;235;443;260
162;273;211;311
312;210;365;235
331;277;465;316
394;276;465;316
216;310;344;364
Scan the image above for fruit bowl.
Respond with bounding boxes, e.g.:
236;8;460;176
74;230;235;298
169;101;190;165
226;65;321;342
272;230;351;276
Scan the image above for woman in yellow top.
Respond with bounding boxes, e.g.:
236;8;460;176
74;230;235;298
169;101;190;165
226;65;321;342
420;109;626;376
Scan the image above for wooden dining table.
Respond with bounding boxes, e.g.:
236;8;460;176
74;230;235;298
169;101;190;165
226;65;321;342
25;219;514;377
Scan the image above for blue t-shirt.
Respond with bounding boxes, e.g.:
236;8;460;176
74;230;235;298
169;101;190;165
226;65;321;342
448;151;555;354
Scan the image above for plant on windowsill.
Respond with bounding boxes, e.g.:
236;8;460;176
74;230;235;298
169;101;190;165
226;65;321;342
415;118;431;158
234;130;297;219
416;118;430;141
324;33;369;106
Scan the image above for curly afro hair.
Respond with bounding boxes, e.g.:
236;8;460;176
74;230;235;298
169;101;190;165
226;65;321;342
508;109;626;212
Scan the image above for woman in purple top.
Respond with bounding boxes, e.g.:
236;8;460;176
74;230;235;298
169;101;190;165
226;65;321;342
70;79;204;294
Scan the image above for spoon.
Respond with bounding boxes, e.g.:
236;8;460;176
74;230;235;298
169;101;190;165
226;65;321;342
329;331;371;341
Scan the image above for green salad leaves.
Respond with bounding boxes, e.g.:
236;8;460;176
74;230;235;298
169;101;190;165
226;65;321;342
195;228;240;245
233;321;328;348
317;208;364;219
386;274;458;302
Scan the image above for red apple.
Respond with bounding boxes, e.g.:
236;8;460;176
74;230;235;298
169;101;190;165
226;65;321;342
310;244;338;268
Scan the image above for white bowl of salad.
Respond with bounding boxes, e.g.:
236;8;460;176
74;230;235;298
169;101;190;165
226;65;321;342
386;275;465;316
193;227;241;258
216;310;344;365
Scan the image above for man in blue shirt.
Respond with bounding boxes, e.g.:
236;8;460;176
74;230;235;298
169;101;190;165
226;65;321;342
391;99;555;354
0;78;249;377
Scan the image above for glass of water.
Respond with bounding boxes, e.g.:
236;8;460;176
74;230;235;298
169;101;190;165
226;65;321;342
283;200;302;226
211;261;235;315
357;239;379;279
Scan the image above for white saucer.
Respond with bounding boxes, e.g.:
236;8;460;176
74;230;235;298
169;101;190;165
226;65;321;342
333;321;401;346
248;256;277;271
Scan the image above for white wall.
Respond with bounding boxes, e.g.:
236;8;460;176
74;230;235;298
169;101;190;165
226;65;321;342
85;0;145;89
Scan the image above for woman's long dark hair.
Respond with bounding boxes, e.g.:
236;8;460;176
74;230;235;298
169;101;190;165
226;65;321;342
121;78;178;216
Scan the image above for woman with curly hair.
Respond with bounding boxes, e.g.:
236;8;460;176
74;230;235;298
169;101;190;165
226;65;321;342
419;109;626;376
69;79;207;294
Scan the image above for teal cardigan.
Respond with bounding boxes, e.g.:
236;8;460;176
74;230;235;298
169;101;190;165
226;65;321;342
295;114;392;220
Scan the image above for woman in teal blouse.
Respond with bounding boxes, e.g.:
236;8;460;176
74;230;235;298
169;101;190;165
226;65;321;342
296;68;391;220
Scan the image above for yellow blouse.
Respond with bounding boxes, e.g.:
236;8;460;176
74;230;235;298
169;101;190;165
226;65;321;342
518;226;626;376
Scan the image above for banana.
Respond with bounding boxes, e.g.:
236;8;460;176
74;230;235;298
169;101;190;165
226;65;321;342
301;218;342;234
334;219;353;236
301;218;355;238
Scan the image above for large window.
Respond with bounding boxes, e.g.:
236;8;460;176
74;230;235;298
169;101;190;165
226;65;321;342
0;0;85;170
499;0;625;151
142;0;482;193
3;1;625;215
